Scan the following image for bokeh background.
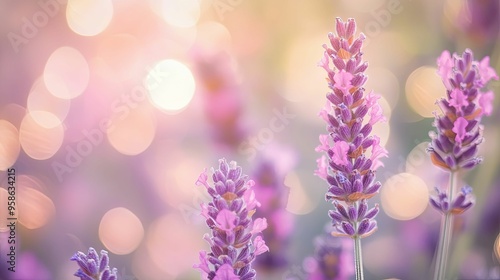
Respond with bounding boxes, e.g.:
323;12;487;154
0;0;499;279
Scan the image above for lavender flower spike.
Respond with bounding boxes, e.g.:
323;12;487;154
428;49;498;172
316;17;387;238
317;17;387;280
429;49;497;280
194;158;269;280
70;247;118;280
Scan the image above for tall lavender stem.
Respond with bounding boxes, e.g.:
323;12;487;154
353;227;364;280
428;49;498;279
316;18;388;280
434;171;457;280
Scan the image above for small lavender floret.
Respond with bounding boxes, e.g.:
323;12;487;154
430;186;474;215
70;247;118;280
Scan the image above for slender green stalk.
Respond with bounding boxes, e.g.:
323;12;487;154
354;235;364;280
354;200;364;280
434;171;457;280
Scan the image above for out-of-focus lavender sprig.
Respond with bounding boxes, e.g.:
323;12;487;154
70;247;118;280
457;0;500;46
430;185;474;215
428;49;498;280
316;17;387;280
428;49;498;173
193;158;269;280
193;51;247;149
252;150;295;271
303;226;354;280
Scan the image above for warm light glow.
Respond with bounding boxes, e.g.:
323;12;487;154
0;120;20;171
19;111;64;160
443;0;463;28
44;46;90;99
161;0;200;28
378;95;393;120
372;109;391;147
18;188;56;229
381;173;429;220
96;34;142;82
145;59;196;113
146;213;204;277
406;141;429;174
99;207;144;255
66;0;113;36
28;77;70;127
405;66;447;118
162;157;209;208
340;0;385;12
17;175;56;229
26;111;62;129
195;21;232;53
365;67;400;109
107;106;156;155
283;34;326;104
284;172;316;215
406;141;444;185
495;232;500;263
142;147;211;223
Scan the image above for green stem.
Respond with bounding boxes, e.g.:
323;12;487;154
354;200;364;280
354;235;364;280
434;171;457;280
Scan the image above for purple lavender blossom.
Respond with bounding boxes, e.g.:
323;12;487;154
316;17;387;238
194;158;269;280
428;49;498;172
429;49;497;280
430;186;474;215
328;200;378;238
70;247;118;280
303;227;354;280
428;49;498;215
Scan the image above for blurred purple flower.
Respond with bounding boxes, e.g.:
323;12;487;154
430;185;474;215
251;151;295;270
428;49;498;172
70;247;118;280
194;158;269;280
316;17;387;238
457;0;500;46
303;226;354;280
192;51;247;148
0;251;52;280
